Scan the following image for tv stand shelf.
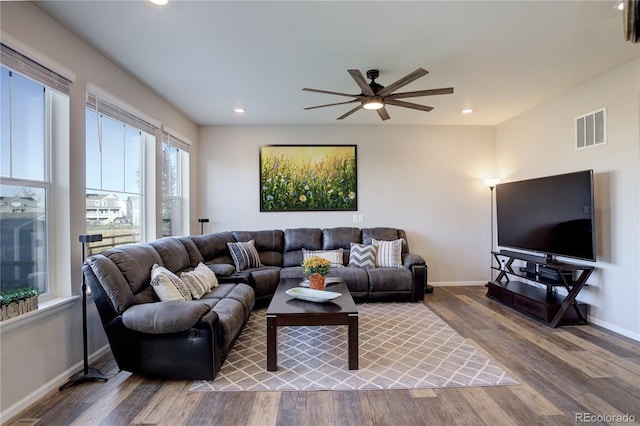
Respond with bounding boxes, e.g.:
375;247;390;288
487;250;594;327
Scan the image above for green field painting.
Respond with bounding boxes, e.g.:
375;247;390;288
260;145;357;211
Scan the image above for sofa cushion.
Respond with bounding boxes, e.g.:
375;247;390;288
326;266;370;293
103;244;162;297
150;237;192;272
86;254;137;313
372;238;405;268
232;230;284;267
190;232;235;263
177;236;204;267
212;297;247;350
284;228;322;252
348;243;377;269
228;240;263;271
209;263;236;277
122;301;211;334
200;283;236;299
323;227;361;250
302;248;344;268
150;264;192;301
283;228;323;267
367;267;413;292
223;283;255;321
248;267;281;299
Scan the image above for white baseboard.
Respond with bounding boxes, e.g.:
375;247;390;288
1;344;111;423
588;317;640;342
430;281;486;287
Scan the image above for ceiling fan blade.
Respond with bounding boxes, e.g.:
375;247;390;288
337;104;363;120
385;99;434;112
302;88;364;98
348;69;375;96
376;68;429;97
377;107;390;121
386;87;454;100
304;99;360;110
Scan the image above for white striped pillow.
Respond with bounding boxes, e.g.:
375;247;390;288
302;248;344;268
181;262;219;299
371;238;404;268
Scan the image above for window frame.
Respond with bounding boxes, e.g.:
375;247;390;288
161;127;191;238
85;84;160;250
161;141;182;237
0;64;70;303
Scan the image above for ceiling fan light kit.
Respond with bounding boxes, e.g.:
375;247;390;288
362;96;384;110
303;68;454;121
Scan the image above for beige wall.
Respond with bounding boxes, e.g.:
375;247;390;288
0;1;198;417
495;58;640;339
198;124;495;284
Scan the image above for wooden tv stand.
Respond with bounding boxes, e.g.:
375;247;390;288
487;250;594;328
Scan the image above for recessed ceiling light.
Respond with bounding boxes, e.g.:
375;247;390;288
234;108;246;113
149;0;168;5
462;108;473;114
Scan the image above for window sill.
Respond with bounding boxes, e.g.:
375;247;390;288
0;295;80;334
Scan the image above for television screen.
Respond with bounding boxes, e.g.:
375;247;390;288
496;170;596;262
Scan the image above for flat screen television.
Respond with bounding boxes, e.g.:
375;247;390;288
495;170;596;262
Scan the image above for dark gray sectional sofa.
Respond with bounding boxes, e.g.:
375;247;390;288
83;227;427;380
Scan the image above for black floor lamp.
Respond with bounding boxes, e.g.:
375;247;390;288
484;179;500;281
198;218;209;235
59;234;108;391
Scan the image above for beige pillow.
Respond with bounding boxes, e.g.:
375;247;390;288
371;238;405;268
302;248;344;268
181;262;219;299
150;264;191;301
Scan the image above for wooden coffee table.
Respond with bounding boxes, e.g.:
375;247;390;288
266;278;358;371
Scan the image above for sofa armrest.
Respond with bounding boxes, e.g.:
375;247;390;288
122;301;212;334
403;253;426;268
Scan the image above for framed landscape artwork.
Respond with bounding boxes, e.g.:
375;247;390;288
260;145;357;212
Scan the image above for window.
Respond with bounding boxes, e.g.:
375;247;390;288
161;128;190;237
1;40;73;300
86;85;159;252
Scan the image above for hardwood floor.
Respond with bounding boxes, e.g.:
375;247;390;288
5;286;640;426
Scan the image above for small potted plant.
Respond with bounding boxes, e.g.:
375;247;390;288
0;287;39;321
302;256;331;290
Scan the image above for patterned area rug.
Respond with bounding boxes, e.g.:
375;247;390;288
190;303;517;391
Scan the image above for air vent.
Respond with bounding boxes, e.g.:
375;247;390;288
575;108;606;150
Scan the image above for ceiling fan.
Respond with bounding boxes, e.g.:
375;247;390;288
302;68;454;121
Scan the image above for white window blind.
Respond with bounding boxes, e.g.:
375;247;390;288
86;84;160;135
0;43;73;95
162;126;191;153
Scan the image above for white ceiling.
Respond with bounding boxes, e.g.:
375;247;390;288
36;1;639;126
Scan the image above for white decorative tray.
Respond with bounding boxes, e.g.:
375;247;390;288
285;287;341;303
